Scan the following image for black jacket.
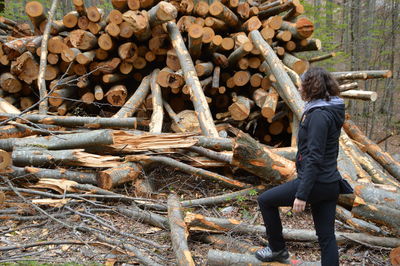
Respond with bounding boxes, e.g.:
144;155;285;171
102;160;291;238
295;103;345;201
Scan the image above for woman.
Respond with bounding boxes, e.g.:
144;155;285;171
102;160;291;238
255;67;345;266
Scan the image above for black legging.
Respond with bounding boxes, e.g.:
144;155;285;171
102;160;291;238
258;179;340;266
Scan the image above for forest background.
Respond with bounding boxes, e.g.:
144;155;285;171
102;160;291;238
0;0;399;153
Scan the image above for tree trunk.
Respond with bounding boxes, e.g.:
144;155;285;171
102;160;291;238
149;69;163;133
340;90;377;102
0;129;114;151
208;250;295;266
98;162;142;189
166;21;219;138
249;30;304;120
9;166;97;185
343;119;400;181
232;130;296;183
184;213;400;247
12;148;121;168
331;70;392;80
336;205;383;235
168;194;195;266
0;113;148;128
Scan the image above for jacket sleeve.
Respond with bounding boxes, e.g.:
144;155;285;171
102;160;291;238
295;110;330;201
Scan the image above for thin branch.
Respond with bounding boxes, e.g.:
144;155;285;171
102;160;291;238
0;240;86;252
0;176;72;229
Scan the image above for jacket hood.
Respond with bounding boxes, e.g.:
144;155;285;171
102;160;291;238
304;96;345;129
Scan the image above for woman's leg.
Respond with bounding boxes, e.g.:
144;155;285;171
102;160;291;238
257;179;299;251
311;199;339;266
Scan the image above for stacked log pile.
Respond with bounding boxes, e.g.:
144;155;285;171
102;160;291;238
0;0;398;264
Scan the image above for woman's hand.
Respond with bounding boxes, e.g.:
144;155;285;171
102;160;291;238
293;198;306;213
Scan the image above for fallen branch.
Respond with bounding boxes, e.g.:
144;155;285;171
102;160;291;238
168;194;195;266
0;240;85;252
184;213;400;248
126;155;250;189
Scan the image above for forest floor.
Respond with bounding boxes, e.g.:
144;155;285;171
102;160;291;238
1;87;398;266
0;166;394;265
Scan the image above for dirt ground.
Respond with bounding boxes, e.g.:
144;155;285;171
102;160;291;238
0;167;394;265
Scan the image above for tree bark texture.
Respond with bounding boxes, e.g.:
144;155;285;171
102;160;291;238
166;21;219;138
167;194;195;266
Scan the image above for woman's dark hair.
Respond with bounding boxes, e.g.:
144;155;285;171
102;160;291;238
300;67;340;101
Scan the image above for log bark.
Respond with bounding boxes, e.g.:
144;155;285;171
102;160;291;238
309;52;335;63
250;30;304;119
282;2;304;21
98;162;142;190
12;148;121;168
185;213;400;248
0;97;21;115
292;38;322;53
115;206;169;229
208;250;291;265
227;42;253;68
212;66;220;90
3;36;37;59
48;86;77;107
258;0;298;18
168;194;195;266
10;166;97;185
352;201;400;236
195;62;214;78
339;82;358;92
0;129;114;151
113;75;150;118
331;70;392;80
0;113;148;128
37;0;59;115
340;90;378;101
343;119;400;181
149;69;164;133
336;205;383;235
232;130;296;183
166;21;219;138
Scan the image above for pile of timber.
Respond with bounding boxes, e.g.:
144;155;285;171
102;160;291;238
0;0;398;264
0;0;389;145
